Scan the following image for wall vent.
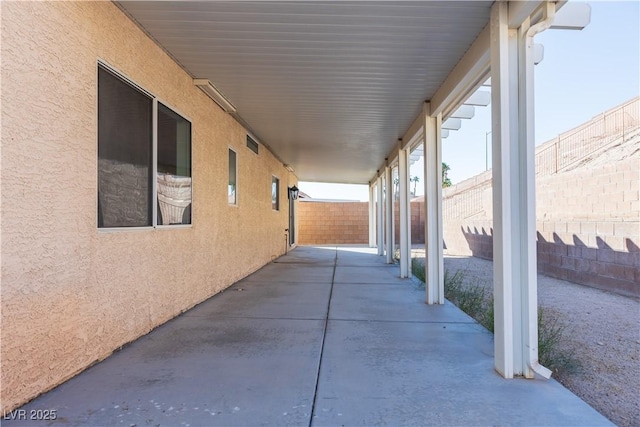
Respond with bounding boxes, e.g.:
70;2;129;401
246;135;259;154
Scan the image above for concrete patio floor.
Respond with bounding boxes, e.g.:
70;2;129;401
7;246;611;426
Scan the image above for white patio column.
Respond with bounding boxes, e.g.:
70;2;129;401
398;147;411;277
384;165;393;264
368;184;376;248
377;176;384;256
423;103;444;304
490;1;553;379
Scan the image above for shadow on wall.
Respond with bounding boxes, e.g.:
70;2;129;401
537;233;639;298
460;226;493;260
457;226;639;298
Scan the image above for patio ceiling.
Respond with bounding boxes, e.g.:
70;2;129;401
117;1;493;184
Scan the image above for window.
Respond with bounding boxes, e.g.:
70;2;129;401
157;103;192;225
98;64;192;228
228;148;237;205
246;135;259;154
98;66;153;228
271;176;279;211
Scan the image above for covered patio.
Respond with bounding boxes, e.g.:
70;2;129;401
7;246;610;426
113;0;591;378
1;0;598;418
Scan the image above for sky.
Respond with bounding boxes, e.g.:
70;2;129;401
300;1;640;201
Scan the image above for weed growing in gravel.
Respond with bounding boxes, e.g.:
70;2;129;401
443;268;494;332
538;307;581;375
411;257;578;376
412;257;426;283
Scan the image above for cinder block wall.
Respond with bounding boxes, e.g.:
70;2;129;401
298;201;369;244
442;154;639;298
442;171;494;259
535;156;639;296
298;199;426;245
394;201;426;244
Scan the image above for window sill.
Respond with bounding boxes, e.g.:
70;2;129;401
98;224;192;233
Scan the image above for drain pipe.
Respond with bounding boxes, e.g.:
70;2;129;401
523;1;555;380
528;2;556;38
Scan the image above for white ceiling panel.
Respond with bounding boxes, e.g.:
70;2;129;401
118;1;492;183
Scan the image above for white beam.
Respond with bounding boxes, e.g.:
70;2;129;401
372;1;581;188
377;176;384;256
465;91;491;106
550;2;590;30
508;1;544;28
490;1;552;380
399;148;411;278
384;166;393;264
442;118;462;130
424;104;444;304
509;1;570;28
491;0;515;379
369;184;376;248
402;102;428;148
375;145;400;182
451;105;476;119
430;26;490;118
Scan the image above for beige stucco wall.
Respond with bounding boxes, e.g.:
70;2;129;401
1;1;297;411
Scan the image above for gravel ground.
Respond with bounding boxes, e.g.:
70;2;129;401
439;254;640;427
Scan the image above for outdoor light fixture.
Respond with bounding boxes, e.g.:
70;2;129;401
288;185;299;200
193;79;237;113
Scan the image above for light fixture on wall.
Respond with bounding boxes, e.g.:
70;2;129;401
193;79;237;113
288;185;299;200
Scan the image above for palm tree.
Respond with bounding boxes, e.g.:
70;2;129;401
442;162;452;188
410;175;420;196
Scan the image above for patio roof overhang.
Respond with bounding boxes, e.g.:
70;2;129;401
115;0;587;381
115;1;552;184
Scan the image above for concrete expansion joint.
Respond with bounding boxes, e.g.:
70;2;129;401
308;247;338;425
329;318;477;325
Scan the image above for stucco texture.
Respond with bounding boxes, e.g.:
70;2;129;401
1;1;297;411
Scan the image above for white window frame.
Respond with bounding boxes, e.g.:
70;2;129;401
271;175;280;211
228;147;238;206
97;60;193;231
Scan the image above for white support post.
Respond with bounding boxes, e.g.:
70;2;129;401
384;166;393;264
423;104;444;304
377;176;384;256
398;148;411;277
390;167;396;260
490;1;552;379
369;184;376;248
